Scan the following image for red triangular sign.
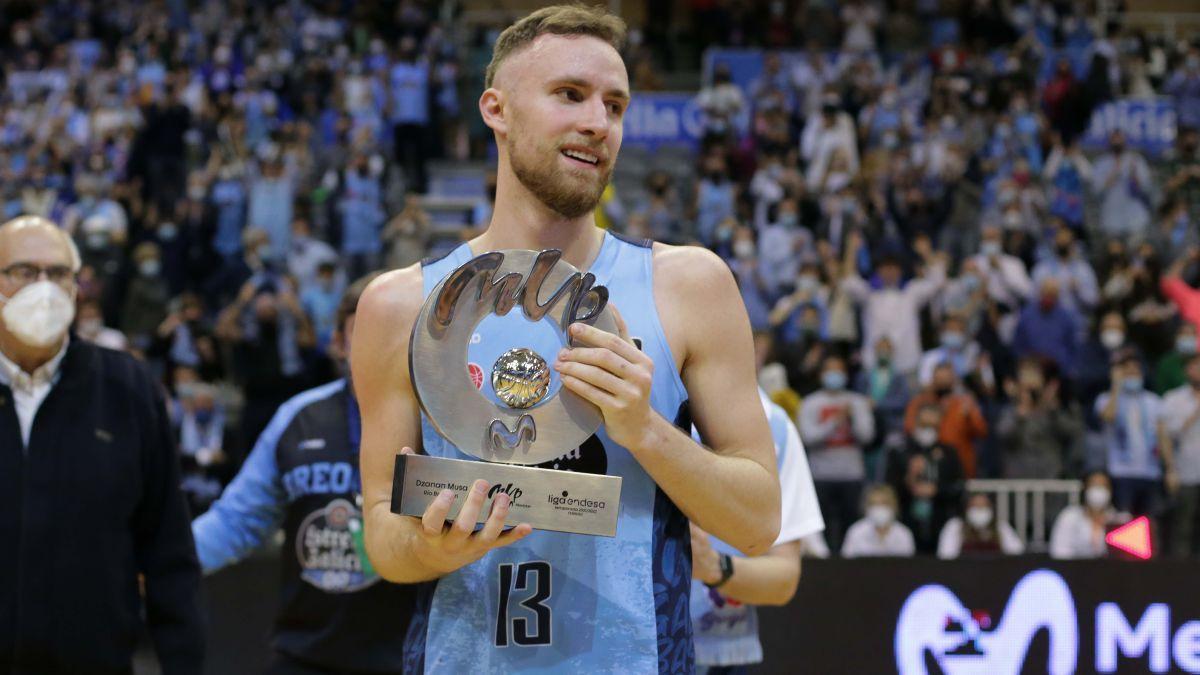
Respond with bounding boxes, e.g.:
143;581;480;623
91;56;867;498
1106;516;1152;560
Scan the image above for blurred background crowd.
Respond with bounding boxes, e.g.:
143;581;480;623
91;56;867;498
3;0;1200;561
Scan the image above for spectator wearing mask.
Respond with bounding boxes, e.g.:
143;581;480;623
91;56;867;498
757;198;810;295
152;292;223;380
121;241;171;353
1096;348;1177;517
63;174;129;242
936;260;989;334
1162;352;1200;556
247;154;298;262
1155;322;1197;394
286;217;340;291
937;492;1025;559
210;162;248;261
1049;471;1123;559
749;152;787;230
145;216;191;296
758;360;801;424
769;262;828;343
693;153;738;247
853;336;911;448
1164;49;1200;134
193;274;420;673
841;484;916;558
337;151;387;279
799;354;875;551
774;303;828;394
76;213;125;287
383;194;432;270
206;226;272;311
997;357;1083;479
1091;130;1153;239
917;314;993;390
1152;198;1198;264
176;381;227;515
840;232;946;374
389;35;432;193
1011;277;1079;376
695;64;745;144
729;226;772;331
801;92;859;193
1162;127;1200;223
639;171;684;243
971;224;1033;309
216;275;315;458
1031;225;1099;321
74;297;128;351
0;216;203;673
904;363;988;478
301;261;346;354
886;403;964;554
1080;312;1143;423
1043;137;1092;230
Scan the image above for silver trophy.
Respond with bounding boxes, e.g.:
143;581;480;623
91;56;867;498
390;249;623;536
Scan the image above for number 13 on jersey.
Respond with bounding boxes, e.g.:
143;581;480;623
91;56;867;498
495;561;552;647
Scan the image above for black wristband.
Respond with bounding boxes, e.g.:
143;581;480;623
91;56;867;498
706;553;735;589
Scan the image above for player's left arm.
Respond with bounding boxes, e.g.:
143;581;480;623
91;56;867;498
556;245;780;555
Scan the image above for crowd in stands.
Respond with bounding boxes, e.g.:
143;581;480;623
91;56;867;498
3;0;1200;560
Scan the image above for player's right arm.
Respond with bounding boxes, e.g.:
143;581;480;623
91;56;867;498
353;266;532;584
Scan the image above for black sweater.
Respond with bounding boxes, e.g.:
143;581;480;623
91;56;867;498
0;340;204;674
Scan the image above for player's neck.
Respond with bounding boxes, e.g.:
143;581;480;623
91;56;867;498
474;182;605;271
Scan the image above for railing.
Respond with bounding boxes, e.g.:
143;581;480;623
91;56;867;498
1121;12;1200;40
965;479;1082;553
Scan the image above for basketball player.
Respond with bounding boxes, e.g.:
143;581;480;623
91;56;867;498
352;6;781;673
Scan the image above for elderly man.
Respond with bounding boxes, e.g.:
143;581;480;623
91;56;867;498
0;216;203;674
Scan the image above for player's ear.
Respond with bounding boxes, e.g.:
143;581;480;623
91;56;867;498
479;87;507;135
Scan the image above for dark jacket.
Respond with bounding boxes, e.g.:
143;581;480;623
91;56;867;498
193;379;416;672
0;340;204;674
885;441;965;554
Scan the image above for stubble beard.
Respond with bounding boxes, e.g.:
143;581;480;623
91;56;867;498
507;133;612;220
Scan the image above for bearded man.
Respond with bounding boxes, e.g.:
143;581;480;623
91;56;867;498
353;6;782;673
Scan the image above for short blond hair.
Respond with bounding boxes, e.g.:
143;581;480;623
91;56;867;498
485;4;627;88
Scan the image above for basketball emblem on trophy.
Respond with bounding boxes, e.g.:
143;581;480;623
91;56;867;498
491;347;551;409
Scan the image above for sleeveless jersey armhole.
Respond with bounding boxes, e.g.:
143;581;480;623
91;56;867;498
642;243;689;405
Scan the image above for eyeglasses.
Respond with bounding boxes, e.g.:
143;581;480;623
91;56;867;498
1;262;76;287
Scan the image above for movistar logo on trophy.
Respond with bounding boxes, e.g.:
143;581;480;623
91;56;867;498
393;249;625;537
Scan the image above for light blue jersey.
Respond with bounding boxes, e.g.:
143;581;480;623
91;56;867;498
405;232;694;674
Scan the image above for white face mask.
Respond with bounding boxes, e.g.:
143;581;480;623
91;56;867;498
966;506;993;529
140;259;161;277
867;504;894;528
1100;329;1124;350
0;280;76;348
1085;486;1111;510
734;240;756;260
914;427;939;448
